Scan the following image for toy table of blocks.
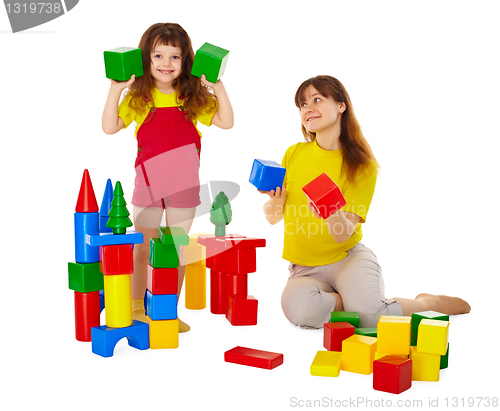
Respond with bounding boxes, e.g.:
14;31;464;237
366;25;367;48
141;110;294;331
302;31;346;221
249;159;286;192
191;42;230;83
198;235;266;325
302;173;346;219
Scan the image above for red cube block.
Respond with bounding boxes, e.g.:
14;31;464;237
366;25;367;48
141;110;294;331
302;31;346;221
373;356;413;394
324;322;355;351
224;346;283;370
146;264;178;294
100;244;134;275
226;295;258;326
302;173;346;219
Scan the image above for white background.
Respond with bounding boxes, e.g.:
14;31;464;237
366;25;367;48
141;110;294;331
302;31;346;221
1;1;499;409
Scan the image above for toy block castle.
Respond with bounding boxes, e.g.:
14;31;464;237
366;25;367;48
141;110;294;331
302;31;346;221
310;310;450;395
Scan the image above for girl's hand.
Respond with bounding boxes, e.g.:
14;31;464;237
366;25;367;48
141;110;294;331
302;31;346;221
201;74;222;91
259;185;287;199
110;75;136;92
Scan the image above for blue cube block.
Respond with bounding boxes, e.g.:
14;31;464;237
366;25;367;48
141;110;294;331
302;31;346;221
91;320;149;358
249;159;286;192
146;290;177;320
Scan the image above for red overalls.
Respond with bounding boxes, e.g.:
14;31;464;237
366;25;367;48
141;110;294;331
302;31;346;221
132;105;202;209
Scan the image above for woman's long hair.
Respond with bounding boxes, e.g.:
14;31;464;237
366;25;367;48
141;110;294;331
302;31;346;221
126;23;216;120
295;75;378;184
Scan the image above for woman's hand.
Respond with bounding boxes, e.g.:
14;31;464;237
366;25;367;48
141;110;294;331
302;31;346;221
307;202;322;219
259;185;287;199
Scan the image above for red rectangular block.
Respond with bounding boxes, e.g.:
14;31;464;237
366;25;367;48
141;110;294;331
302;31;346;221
324;322;355;351
146;265;178;295
373;356;412;394
302;173;346;219
74;291;100;342
226;295;258;326
100;244;134;275
224;346;283;370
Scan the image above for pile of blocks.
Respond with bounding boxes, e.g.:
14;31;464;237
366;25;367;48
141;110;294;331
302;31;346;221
310;311;450;394
146;226;189;349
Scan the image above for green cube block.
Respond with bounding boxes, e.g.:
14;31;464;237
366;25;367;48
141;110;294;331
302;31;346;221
354;327;377;337
191;42;230;83
411;310;449;342
440;343;449;369
149;238;179;268
68;262;104;293
103;47;144;81
330;311;360;328
158;226;190;247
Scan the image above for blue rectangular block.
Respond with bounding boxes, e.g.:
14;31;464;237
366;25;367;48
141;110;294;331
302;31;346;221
91;320;149;358
146;290;177;320
249;159;286;192
86;231;144;247
74;212;100;263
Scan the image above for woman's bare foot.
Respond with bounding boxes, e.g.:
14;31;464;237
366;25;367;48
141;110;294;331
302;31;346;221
415;293;471;315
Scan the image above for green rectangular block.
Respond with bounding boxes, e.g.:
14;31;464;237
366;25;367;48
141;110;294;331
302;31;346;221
68;261;104;293
411;310;449;342
103;47;144;81
440;343;449;369
354;327;377;337
158;226;189;247
149;238;179;268
330;311;359;328
191;42;230;83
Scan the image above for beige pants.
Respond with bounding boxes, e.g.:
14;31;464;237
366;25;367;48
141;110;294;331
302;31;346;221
281;243;402;329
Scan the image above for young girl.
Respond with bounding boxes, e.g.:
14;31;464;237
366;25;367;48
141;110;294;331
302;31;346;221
102;23;234;332
261;75;470;329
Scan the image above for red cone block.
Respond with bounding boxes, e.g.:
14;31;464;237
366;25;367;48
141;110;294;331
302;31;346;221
76;169;99;213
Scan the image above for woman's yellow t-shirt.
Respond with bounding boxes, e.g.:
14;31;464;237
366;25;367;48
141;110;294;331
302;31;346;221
118;87;216;138
281;140;378;266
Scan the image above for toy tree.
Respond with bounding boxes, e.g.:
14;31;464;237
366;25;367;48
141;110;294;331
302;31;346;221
210;191;232;237
106;181;133;235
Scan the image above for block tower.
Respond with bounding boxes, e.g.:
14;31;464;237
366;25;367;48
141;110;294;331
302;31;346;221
86;180;149;357
69;169;102;341
198;191;266;325
146;226;189;348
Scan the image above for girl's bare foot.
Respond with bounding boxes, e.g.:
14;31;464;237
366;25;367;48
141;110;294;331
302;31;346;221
415;293;471;315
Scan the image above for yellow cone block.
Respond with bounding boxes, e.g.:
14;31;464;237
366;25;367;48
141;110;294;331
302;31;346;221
341;335;377;375
417;319;449;356
377;316;412;356
185;264;206;310
310;351;342;377
147;316;179;349
410;346;440;381
103;274;132;328
184;234;206;266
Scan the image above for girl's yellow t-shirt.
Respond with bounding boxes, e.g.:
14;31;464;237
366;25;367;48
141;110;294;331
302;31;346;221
118;87;216;138
281;140;378;266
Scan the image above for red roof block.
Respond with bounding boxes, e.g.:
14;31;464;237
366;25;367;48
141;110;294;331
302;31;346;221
75;169;99;213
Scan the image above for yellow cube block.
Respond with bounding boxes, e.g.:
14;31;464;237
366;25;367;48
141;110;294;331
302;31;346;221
341;335;377;375
375;351;408;361
417;319;449;355
410;346;440;381
185;265;206;310
103;274;132;328
147;316;179;349
377;316;412;356
184;234;207;266
310;351;342;377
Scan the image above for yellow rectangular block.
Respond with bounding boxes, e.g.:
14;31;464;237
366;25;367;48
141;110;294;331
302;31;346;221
410;346;440;381
310;351;342;377
417;319;449;355
147;316;179;349
341;335;377;375
185;265;206;310
103;274;132;328
184;234;207;266
377;316;411;356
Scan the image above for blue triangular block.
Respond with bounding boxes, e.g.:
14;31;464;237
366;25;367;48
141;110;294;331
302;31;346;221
100;179;114;218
